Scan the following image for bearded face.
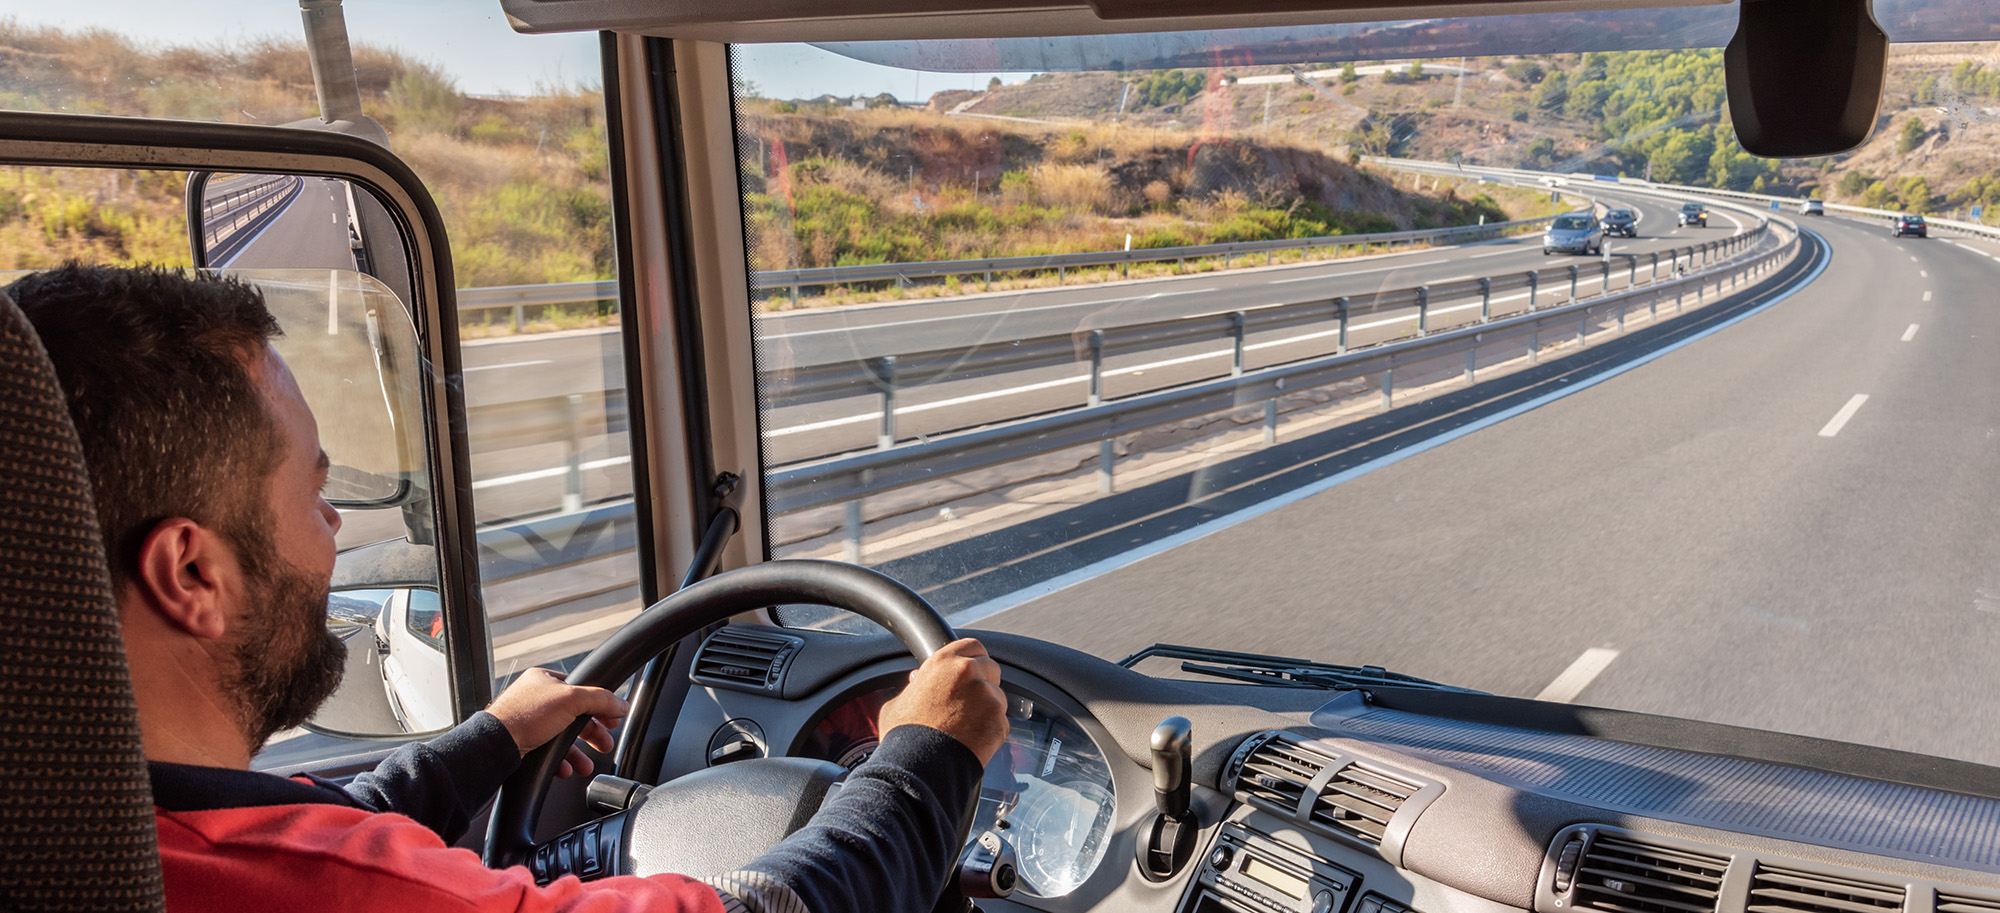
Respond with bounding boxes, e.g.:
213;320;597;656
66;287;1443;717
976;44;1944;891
219;510;348;752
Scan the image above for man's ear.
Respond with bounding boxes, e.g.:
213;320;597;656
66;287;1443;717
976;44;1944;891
131;518;238;641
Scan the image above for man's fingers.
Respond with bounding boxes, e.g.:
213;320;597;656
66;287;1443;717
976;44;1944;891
581;718;617;754
559;744;596;780
565;685;631;721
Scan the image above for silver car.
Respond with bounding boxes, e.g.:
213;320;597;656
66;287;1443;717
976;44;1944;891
1542;212;1604;256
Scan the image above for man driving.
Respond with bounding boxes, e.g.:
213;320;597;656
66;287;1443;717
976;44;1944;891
10;264;1010;913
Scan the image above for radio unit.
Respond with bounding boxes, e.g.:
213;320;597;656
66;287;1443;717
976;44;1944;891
1183;824;1359;913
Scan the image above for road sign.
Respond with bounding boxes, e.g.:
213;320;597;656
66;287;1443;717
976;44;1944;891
1770;200;1781;211
1974;204;1986;220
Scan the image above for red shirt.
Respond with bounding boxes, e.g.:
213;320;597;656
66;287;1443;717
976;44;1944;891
157;800;725;913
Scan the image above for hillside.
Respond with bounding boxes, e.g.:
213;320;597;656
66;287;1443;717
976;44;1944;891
911;44;2000;222
735;105;1555;289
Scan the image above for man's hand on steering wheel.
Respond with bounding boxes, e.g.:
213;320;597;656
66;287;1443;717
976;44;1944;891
880;638;1010;765
488;668;630;779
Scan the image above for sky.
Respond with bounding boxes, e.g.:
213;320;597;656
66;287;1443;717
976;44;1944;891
0;0;1016;101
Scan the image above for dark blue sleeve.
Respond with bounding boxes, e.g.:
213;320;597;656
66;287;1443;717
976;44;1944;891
336;710;522;843
743;724;984;913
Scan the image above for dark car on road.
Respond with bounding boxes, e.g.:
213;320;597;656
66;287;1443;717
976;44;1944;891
1601;208;1638;237
1678;201;1708;227
1894;213;1928;237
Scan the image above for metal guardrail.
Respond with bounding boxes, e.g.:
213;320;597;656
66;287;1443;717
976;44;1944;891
450;215;1563;329
764;222;1769;451
762;217;1792;535
203;174;302;265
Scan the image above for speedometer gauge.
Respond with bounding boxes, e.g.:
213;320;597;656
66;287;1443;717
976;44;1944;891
803;683;1117;898
1013;779;1115;897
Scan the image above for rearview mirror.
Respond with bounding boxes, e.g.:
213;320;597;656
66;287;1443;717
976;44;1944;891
1725;0;1887;156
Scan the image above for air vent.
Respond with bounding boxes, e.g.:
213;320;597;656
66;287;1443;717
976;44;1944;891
1308;763;1419;846
1573;835;1727;913
1938;893;2000;913
690;628;805;694
1747;866;1903;913
1230;734;1327;815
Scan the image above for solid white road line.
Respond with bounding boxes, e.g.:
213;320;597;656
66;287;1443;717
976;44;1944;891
1818;394;1870;438
762;288;1220;340
1534;648;1620;703
1903;324;1920;342
472;455;631;490
465;359;555;373
944;227;1834;627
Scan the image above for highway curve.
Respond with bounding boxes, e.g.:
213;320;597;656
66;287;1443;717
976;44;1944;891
958;211;2000;768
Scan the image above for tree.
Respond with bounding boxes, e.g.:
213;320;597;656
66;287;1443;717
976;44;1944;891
1837;170;1873;197
1898;116;1927;154
1407;61;1424;79
988;76;1002;90
1532;72;1569;113
1340;61;1359;83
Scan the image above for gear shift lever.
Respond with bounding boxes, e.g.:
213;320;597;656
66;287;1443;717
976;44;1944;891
1137;716;1198;880
1152;716;1192;821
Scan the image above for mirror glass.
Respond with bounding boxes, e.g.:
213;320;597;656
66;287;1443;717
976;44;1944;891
289;588;454;748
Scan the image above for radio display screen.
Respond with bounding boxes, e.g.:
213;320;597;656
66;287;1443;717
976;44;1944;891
1242;857;1308;900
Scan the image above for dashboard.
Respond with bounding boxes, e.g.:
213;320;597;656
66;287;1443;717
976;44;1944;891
651;627;2000;913
798;684;1119;897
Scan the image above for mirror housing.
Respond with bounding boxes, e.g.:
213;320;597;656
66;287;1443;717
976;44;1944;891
1725;0;1887;157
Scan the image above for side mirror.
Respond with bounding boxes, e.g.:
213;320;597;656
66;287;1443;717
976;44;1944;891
185;171;424;511
1725;0;1887;156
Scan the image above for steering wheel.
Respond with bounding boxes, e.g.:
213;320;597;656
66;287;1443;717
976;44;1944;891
483;559;959;882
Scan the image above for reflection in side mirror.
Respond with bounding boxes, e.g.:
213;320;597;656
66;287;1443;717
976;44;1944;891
186;170;414;307
307;587;453;740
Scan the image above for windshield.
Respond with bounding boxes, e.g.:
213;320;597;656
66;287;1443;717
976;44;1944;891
733;22;2000;768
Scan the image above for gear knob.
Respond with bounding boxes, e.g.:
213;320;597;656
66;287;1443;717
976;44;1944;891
1150;716;1192;821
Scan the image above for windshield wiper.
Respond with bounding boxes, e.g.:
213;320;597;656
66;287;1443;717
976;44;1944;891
1118;643;1482;694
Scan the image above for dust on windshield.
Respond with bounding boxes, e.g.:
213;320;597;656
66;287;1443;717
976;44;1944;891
735;35;2000;767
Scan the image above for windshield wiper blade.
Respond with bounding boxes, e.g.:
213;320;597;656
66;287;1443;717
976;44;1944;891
1118;643;1482;694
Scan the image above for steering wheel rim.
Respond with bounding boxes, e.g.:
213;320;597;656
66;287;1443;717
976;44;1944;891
483;559;956;869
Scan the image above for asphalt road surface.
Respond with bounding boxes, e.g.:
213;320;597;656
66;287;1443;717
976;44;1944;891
938;211;2000;769
215;175;361;272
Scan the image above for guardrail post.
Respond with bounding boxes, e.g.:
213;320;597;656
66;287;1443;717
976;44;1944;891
985;269;993;291
1616;301;1626;333
1601;259;1611;295
1530;330;1540;365
563;393;585;513
1651;252;1660;282
1263;399;1278;445
1578;309;1589;347
1528;271;1539;312
843;501;863;563
1098;440;1115;494
871;356;898;450
789;284;800;307
1087;330;1105;406
1176;256;1185;274
1057;264;1065;285
1416;287;1430;336
1336;297;1350;355
1568;264;1580;303
1381;366;1394;410
1628;257;1637;288
1464;349;1476;384
512;303;525;333
1231;312;1248;376
1479;278;1492;323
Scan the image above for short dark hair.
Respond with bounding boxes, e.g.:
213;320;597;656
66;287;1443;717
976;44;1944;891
9;264;284;587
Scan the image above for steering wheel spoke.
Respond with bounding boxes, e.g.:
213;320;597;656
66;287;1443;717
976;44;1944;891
526;810;628;885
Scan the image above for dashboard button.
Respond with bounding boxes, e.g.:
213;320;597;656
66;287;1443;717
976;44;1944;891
1315;890;1338;913
1211;846;1236;870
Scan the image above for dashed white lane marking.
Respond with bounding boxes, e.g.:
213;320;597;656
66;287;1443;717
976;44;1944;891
1818;394;1870;438
465;359;555;373
1911;255;1920;262
1924;291;1933;302
1535;648;1620;703
1903;324;1920;342
1922;270;1930;278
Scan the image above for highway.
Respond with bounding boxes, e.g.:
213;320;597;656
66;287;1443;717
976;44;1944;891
929;210;2000;768
212;174;360;272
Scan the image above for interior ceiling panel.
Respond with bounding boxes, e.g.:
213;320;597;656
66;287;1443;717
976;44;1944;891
500;0;1998;65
